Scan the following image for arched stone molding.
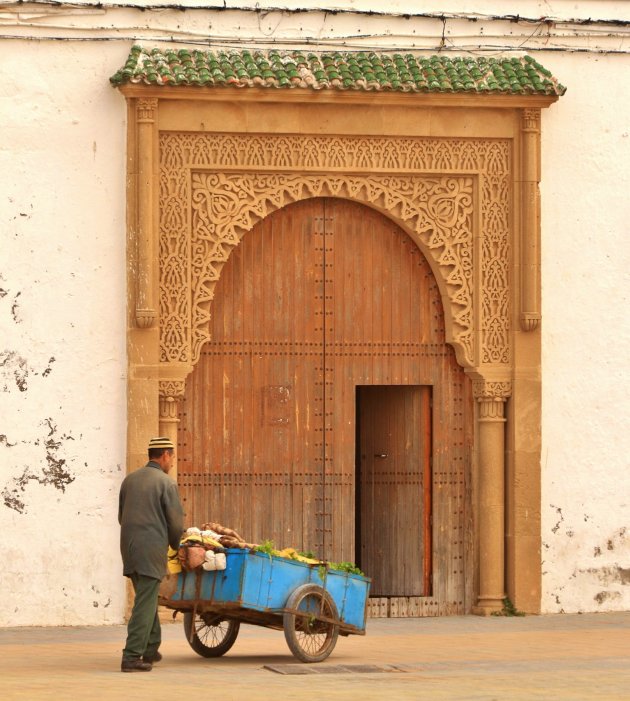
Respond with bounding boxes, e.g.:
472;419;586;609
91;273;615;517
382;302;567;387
191;172;475;365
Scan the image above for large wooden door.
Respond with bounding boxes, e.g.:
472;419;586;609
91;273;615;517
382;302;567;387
178;197;472;613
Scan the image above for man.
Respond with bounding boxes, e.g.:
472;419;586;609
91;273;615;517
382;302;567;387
118;436;184;672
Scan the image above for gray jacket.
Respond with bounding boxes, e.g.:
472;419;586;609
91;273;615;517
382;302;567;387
118;461;184;580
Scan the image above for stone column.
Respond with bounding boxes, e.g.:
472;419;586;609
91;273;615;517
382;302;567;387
473;380;511;615
126;98;161;480
159;380;184;482
520;108;541;332
135;98;158;329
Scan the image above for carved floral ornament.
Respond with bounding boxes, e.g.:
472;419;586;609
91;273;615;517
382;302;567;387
472;380;512;399
158;380;186;399
157;133;511;384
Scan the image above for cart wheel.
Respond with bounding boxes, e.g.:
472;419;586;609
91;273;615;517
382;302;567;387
283;583;340;663
183;611;240;658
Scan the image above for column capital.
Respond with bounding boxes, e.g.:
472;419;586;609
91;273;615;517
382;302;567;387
159;380;185;424
157;379;182;483
159;379;186;399
473;380;510;421
137;97;157;123
521;107;541;133
136;308;157;329
472;379;512;401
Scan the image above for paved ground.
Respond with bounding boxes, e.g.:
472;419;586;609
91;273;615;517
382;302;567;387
2;611;630;700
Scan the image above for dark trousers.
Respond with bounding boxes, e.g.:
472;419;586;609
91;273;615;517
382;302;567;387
122;573;161;660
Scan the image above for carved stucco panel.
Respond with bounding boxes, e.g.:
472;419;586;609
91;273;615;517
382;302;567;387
158;133;511;370
481;145;511;364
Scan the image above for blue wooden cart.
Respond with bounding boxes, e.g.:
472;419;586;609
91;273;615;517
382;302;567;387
159;548;371;663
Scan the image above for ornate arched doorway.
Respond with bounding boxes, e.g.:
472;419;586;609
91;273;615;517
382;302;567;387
176;197;472;613
120;63;562;614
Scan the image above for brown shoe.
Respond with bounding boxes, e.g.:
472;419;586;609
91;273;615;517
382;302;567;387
121;658;153;672
142;650;162;663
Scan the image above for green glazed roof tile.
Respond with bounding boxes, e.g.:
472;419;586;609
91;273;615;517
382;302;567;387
110;45;566;96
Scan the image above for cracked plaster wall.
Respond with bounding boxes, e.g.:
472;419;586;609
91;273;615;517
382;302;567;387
0;3;629;626
540;53;630;613
0;42;127;626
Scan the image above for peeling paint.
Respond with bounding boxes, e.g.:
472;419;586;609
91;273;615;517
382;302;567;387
91;585;112;609
2;418;77;514
41;357;56;377
0;350;29;392
549;504;564;534
594;590;622;604
1;354;56;392
0;276;23;324
579;566;630;587
545;521;630;612
11;291;22;323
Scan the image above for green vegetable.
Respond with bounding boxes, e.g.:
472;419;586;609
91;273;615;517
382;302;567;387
328;561;365;576
317;561;365;578
254;539;276;555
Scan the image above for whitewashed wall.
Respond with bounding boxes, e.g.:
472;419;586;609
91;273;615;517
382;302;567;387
0;1;628;625
539;51;630;613
0;39;129;625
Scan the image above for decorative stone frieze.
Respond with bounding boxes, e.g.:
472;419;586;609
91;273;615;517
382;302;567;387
159;133;512;370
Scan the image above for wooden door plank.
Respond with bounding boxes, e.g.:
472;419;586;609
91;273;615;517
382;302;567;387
177;199;326;552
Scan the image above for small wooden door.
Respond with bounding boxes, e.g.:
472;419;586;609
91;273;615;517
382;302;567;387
357;386;432;597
